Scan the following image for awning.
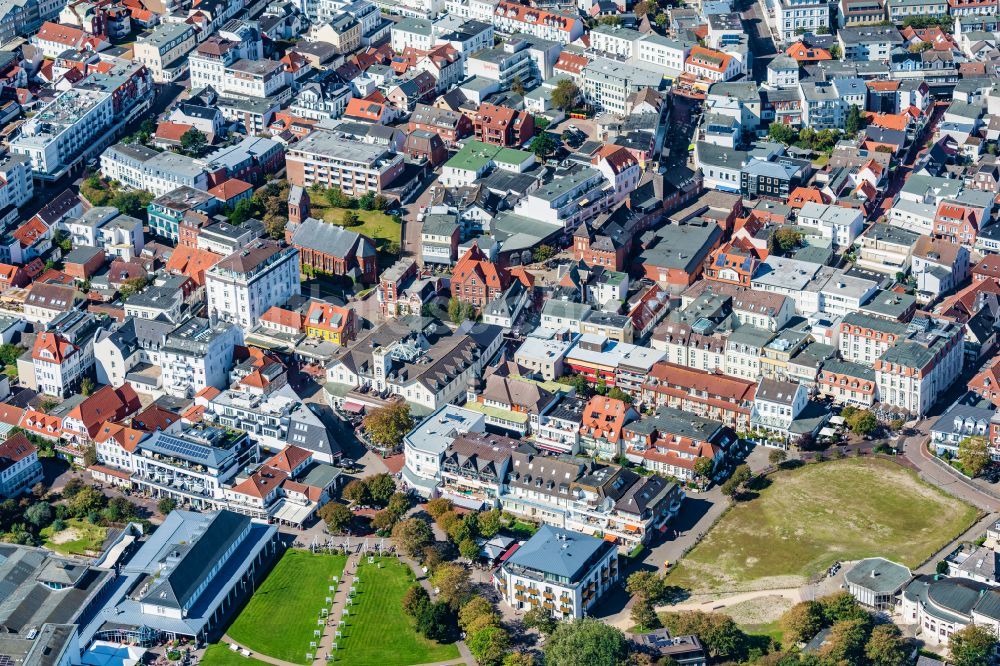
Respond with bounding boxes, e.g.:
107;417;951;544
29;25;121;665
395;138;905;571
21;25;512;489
624;524;639;532
499;543;521;562
658;524;669;533
342;401;365;413
604;535;618;543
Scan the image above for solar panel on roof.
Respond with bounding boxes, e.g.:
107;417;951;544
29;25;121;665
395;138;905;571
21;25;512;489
156;435;212;461
0;654;16;666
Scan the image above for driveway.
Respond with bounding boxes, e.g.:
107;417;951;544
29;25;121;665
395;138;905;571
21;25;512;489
902;428;1000;513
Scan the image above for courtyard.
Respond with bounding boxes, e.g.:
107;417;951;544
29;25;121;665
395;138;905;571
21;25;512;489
666;458;979;594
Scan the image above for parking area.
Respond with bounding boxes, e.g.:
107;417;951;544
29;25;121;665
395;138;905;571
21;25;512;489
549;116;601;143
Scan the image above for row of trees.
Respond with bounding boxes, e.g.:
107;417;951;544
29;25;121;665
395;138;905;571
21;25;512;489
765;125;847;154
310;184;391;213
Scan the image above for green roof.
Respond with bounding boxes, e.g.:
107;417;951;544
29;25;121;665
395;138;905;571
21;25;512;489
463;401;530;424
445;140;532;173
844;558;911;594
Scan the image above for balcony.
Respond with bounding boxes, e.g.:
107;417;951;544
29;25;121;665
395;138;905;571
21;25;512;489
543;591;554;600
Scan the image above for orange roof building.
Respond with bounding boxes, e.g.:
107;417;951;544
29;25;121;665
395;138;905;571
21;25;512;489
164;246;223;286
451;245;510;308
785;41;832;62
304;301;356;346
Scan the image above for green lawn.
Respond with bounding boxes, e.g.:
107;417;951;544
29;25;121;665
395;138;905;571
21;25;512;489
227;550;346;664
40;519;108;556
199;644;271;666
667;458;979;594
332;557;460;665
313;206;401;253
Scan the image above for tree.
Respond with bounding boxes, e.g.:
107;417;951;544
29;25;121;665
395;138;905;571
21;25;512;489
110;191;152;218
606;387;633;405
342;210;361;228
769;449;788;466
104;496;137;523
661;611;746;659
531;132;556;158
363;403;414;450
780;601;825;644
367;473;397;506
523;605;558;635
845;409;878;436
372;507;403;533
544;617;629;666
431;563;472;610
830;44;842;59
845;104;865;136
180;128;209;156
598;14;622;25
317;502;353;533
228;198;256;226
416;601;456;642
467;626;510;666
693;456;714;479
633;0;653;15
959;436;991;477
820;618;870;666
477;508;503;538
502;653;535;666
511;75;525;96
459;537;480;561
24;502;53;529
459;597;496;632
402;583;431;618
768;122;798;145
0;343;22;367
157;497;177;515
342;479;373;506
950;624;997;666
654;12;667;26
83;445;98;467
425;497;454;519
532;244;556;263
449;297;470;324
630;597;661;630
551;80;580;112
864;624;906;666
392;517;434;557
720;465;753;499
80;377;94;397
556;374;591;397
768;228;802;256
326;187;353;208
818;591;868;624
69;486;107;517
358;192;376;211
627;570;666;603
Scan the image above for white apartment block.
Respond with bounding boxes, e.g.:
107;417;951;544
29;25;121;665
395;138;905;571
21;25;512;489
11;89;114;179
133;23;197;83
875;317;964;416
774;0;832;43
589;24;643;59
493;525;619;620
0;155;33;211
446;0;499;21
797;203;865;247
636;34;691;77
160;318;243;399
491;1;584;44
206;241;300;331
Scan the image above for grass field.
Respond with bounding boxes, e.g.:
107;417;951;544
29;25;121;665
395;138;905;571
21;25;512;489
227;550;346;664
667;458;979;594
199;644;271;666
40;519;108;556
313;206;401;253
332;557;460;666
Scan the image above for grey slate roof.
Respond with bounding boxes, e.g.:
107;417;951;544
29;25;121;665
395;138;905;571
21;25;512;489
290;218;375;259
504;524;614;582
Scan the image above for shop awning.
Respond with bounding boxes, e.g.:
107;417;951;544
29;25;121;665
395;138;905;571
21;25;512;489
604;535;618;543
342;401;365;413
499;543;521;562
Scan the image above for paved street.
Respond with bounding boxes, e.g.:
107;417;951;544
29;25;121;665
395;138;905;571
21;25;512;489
743;0;778;83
